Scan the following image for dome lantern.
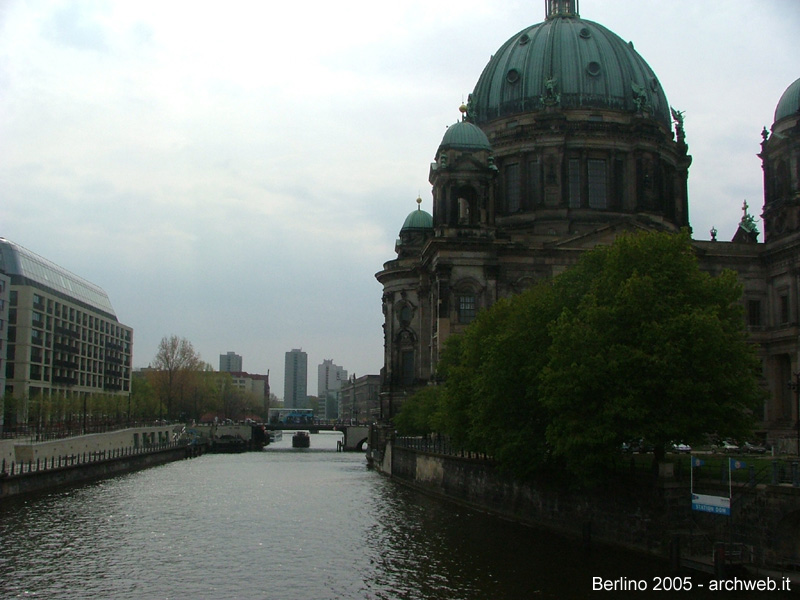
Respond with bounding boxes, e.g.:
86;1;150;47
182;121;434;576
546;0;579;19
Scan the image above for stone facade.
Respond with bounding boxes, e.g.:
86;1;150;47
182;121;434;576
376;2;800;447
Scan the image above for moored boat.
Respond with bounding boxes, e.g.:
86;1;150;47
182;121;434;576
292;431;310;448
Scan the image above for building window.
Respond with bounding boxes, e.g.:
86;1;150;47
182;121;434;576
587;159;607;208
528;158;541;207
399;305;412;327
568;159;581;208
505;163;521;213
780;294;790;324
747;299;761;327
458;294;477;324
401;350;415;386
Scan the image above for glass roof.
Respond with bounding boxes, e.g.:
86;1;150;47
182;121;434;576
0;238;117;316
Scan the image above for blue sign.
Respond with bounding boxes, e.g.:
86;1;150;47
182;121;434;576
692;493;730;516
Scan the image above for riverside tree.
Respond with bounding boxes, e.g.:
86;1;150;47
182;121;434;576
540;231;763;479
150;335;204;420
397;230;764;483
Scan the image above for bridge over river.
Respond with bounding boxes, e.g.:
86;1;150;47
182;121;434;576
264;423;369;451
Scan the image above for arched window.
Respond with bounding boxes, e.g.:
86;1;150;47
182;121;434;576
458;197;470;224
458;293;477;324
395;329;417;386
401;350;415;385
452;185;479;225
399;305;412;327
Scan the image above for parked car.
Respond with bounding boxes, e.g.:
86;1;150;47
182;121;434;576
721;440;739;453
622;439;654;454
742;441;766;454
671;442;692;453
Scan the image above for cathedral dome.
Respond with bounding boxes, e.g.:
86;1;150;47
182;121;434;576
400;205;433;232
774;77;800;123
468;2;671;129
439;119;493;152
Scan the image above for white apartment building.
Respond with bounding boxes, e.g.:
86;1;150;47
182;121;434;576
0;271;9;430
317;359;347;420
0;239;133;422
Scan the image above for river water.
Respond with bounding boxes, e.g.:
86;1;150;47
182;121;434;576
0;431;793;599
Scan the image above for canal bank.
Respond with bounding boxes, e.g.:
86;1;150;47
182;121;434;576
0;425;202;499
0;442;199;499
369;434;800;579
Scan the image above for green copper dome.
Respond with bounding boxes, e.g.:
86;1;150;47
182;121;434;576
439;119;493;152
401;207;433;231
775;77;800;123
468;5;671;129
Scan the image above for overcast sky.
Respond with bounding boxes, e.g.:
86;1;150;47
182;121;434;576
1;0;797;398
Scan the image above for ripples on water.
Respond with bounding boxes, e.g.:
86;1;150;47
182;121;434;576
0;432;791;599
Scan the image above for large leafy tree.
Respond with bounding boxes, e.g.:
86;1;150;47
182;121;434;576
540;231;763;478
399;230;764;483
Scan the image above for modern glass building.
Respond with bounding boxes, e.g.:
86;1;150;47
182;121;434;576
0;238;133;422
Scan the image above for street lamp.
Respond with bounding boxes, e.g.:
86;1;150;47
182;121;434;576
788;372;800;456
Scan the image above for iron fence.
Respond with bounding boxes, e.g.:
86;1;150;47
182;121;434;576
0;441;183;477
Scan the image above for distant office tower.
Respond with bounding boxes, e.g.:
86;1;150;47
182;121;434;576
318;359;347;419
284;349;307;409
219;351;243;373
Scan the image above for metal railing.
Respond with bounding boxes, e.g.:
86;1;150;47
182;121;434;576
0;421;172;441
0;441;184;477
394;435;493;460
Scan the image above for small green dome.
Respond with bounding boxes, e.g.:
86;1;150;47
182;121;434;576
401;207;433;231
439;120;493;151
468;9;670;128
775;77;800;123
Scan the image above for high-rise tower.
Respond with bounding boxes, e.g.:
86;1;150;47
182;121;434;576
283;349;308;409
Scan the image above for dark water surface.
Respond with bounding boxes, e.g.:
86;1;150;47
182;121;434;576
0;432;792;599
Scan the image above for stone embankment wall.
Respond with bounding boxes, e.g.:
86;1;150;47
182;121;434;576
0;443;196;499
0;426;200;499
1;425;175;466
373;441;800;565
378;441;688;557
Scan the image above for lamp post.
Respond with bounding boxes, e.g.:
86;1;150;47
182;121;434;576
789;372;800;456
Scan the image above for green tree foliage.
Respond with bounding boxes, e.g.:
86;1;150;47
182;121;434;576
397;231;764;483
540;231;763;479
131;376;159;421
150;335;204;419
394;385;447;436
